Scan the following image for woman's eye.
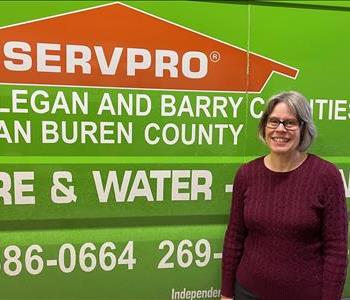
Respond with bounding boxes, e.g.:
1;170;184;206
286;120;298;126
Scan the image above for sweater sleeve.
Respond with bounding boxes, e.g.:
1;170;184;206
321;164;348;300
221;165;248;298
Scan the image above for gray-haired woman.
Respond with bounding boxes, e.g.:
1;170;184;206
221;91;348;300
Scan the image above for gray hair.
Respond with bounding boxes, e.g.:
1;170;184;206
258;91;317;152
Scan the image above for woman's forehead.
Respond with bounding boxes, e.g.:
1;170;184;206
270;102;296;117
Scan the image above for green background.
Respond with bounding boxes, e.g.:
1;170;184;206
0;1;349;299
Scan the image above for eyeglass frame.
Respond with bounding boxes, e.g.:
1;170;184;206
266;117;304;131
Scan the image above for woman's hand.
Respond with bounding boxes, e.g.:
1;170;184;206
221;296;233;300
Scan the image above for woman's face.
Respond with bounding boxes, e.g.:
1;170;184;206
265;102;302;156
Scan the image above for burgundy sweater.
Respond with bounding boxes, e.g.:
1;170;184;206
221;154;348;300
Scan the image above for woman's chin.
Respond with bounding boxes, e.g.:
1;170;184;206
269;145;295;155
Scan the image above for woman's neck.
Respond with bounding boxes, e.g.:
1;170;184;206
265;151;308;172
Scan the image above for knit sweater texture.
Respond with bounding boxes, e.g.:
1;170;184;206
221;154;348;300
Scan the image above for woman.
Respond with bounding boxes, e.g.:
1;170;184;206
221;91;348;300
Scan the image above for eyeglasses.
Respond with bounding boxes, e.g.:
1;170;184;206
266;117;303;131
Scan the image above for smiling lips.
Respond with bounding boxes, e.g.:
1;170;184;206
271;137;290;143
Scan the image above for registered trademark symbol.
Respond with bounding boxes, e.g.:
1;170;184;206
210;51;220;62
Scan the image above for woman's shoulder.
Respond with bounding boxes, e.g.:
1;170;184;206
307;153;339;174
234;156;265;180
307;154;343;185
238;156;264;172
308;155;345;207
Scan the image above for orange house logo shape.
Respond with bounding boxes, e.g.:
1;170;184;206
0;2;298;93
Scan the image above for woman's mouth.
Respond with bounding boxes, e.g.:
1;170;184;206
271;137;290;143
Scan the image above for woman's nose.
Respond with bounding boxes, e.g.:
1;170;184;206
276;122;287;131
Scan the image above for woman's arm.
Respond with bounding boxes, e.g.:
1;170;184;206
321;164;348;300
221;165;248;298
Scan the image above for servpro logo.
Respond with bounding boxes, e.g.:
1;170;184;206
0;2;298;92
3;42;208;79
